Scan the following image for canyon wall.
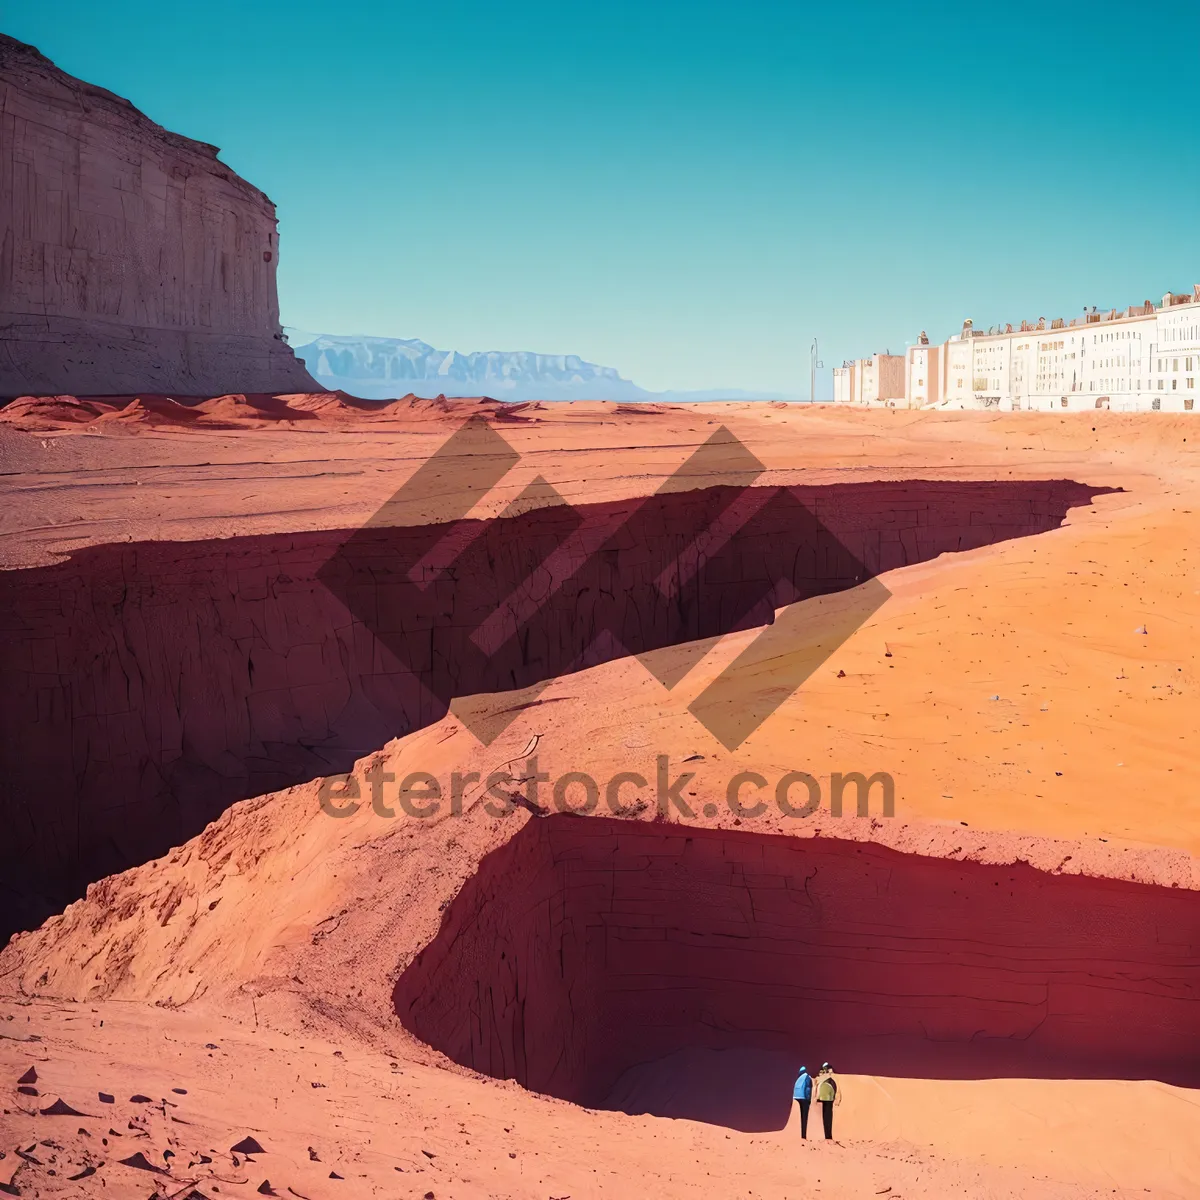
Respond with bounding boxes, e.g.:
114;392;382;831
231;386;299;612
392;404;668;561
393;815;1200;1127
0;35;317;397
0;479;1105;937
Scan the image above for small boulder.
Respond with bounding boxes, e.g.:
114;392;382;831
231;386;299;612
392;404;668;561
117;1151;166;1173
40;1099;87;1117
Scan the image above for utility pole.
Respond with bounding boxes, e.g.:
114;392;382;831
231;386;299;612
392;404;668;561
810;338;824;404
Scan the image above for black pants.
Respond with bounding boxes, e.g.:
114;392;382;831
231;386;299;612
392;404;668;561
794;1097;810;1137
821;1099;834;1138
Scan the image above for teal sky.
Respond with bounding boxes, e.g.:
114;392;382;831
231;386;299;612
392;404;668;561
9;1;1200;395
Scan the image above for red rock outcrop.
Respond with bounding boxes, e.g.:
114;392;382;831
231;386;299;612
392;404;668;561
0;478;1108;937
393;814;1200;1127
0;394;120;428
0;35;317;398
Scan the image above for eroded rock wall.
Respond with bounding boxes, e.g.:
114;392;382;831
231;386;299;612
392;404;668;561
0;35;316;397
393;816;1200;1109
0;479;1105;936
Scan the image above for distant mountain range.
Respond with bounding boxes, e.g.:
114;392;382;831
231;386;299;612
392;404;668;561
284;330;789;403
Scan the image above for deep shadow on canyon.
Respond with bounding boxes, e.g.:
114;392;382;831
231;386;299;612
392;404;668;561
0;478;1111;938
393;816;1200;1132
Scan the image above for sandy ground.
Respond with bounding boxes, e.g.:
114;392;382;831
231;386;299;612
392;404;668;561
2;998;1194;1199
0;396;1182;567
2;398;1199;1197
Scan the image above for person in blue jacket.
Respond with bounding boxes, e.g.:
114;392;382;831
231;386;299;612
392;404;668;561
792;1065;813;1137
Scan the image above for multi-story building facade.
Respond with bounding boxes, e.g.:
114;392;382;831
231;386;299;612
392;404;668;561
905;333;941;409
836;286;1200;412
832;362;855;404
830;352;905;406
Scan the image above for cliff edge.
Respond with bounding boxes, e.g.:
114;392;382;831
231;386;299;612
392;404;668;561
0;34;317;396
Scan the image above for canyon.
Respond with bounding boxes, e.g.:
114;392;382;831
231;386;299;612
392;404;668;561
395;815;1200;1128
0;470;1106;939
1;401;1198;1198
0;35;316;398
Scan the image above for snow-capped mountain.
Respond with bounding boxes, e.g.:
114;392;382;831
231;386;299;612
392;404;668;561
284;330;789;403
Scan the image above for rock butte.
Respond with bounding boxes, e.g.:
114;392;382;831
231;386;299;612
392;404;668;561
0;35;316;397
1;400;1199;1198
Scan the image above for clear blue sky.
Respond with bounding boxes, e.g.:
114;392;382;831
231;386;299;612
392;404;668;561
8;1;1199;395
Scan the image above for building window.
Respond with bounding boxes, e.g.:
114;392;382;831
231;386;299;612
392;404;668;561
1152;397;1161;411
1186;398;1195;411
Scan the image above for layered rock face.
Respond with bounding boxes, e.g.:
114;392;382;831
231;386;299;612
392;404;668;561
0;478;1105;937
393;815;1200;1125
0;35;316;397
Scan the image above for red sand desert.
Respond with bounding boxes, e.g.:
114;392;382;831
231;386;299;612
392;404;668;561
2;397;1199;1199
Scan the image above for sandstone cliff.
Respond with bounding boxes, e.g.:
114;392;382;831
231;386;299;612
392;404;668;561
396;815;1200;1105
0;35;317;397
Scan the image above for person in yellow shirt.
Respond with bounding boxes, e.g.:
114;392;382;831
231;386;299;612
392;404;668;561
815;1062;841;1139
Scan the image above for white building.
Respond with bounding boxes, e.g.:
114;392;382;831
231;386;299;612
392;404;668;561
905;334;941;410
942;330;974;408
831;352;905;406
832;362;854;404
891;286;1200;412
1155;295;1200;408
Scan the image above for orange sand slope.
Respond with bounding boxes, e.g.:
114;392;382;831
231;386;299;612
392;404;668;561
2;401;1199;1198
1;999;1191;1199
